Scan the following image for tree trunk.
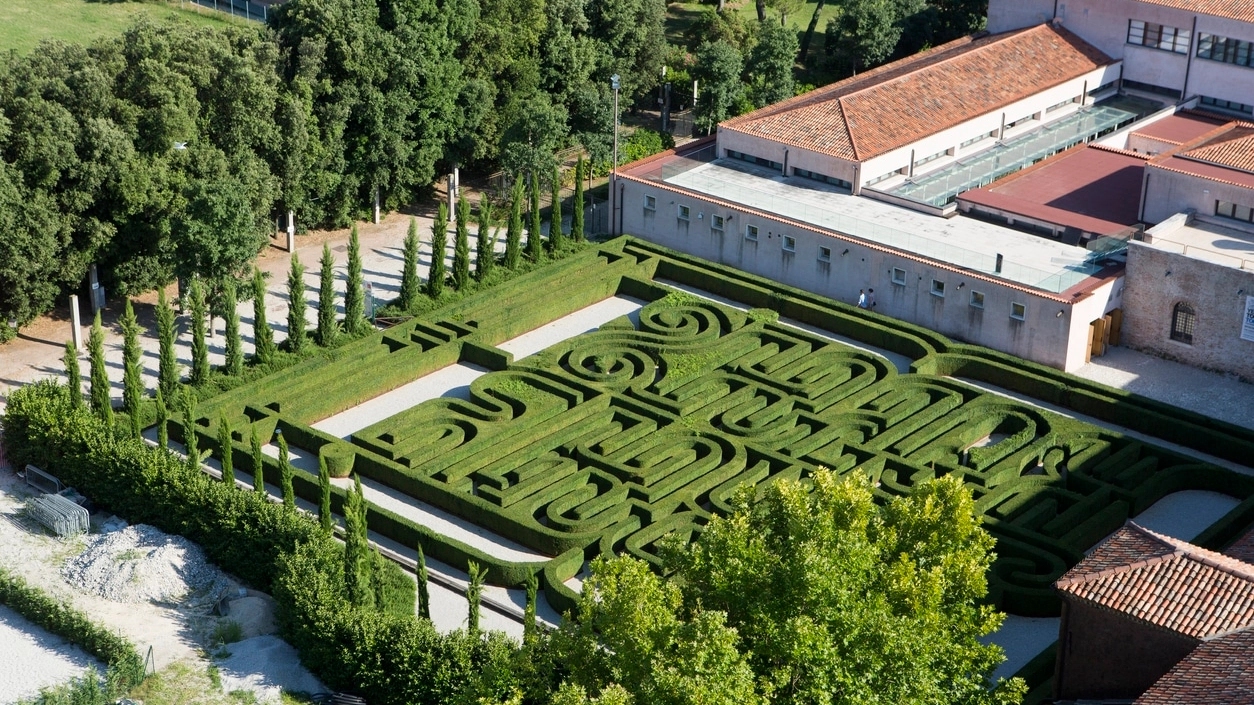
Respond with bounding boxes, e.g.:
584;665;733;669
799;0;826;67
756;0;767;22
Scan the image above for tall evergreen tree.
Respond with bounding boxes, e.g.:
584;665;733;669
416;541;431;621
252;268;276;365
467;560;485;633
427;203;448;298
217;413;234;485
286;253;307;353
251;424;265;496
505;178;524;269
155;387;168;449
527;174;543;261
572;156;586;243
344;474;373;608
120;300;143;438
157;289;178;400
182;390;200;474
223;280;243;376
475;195;495;281
453;194;471;290
319;454;333;533
317;243;337;347
277;428;295;509
88;311;112;427
524;572;539;641
189;279;209;384
344;224;366;335
549;167;564;254
399;217;421;311
62;340;82;408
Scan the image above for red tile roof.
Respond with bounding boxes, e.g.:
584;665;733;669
1148;121;1254;189
1137;0;1254;23
720;24;1114;162
1134;629;1254;705
1055;523;1254;639
1183;127;1254;175
1227;527;1254;565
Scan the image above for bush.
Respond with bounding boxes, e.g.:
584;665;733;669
321;443;357;478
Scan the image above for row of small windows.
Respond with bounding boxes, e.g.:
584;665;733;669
1200;95;1254;117
892;267;1025;318
1127;20;1192;54
792;168;852;190
1215;200;1254;224
1197;33;1254;69
725;149;783;171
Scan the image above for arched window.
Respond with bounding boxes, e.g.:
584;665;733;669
1171;303;1195;344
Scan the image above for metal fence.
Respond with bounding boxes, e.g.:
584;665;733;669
27;494;89;538
182;0;272;22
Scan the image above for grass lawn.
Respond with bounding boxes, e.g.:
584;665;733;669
0;0;244;55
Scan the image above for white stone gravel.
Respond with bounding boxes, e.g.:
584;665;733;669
62;525;231;605
982;615;1060;684
0;604;102;704
1131;490;1241;542
215;635;324;703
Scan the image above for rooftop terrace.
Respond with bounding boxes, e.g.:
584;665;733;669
623;150;1120;295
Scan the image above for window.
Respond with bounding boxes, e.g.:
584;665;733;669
1200;96;1254;116
970;291;985;309
782;235;796;252
1216;201;1254;224
1198;33;1254;68
677;204;690;220
793;168;852;190
930;279;945;297
818;246;831;262
891;267;907;285
1171;302;1195;344
914;148;951;170
1128;20;1192;54
1010;302;1027;321
711;214;725;232
745;224;759;241
1046;97;1078;113
644;195;656;211
1121;79;1183;99
1006;114;1036;130
867;169;903;187
726;149;783;171
1087;80;1117;98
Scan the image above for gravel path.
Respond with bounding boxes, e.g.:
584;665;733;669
215;636;324;703
1130;490;1241;542
311;363;486;439
982;615;1060;683
0;604;102;704
496;295;645;360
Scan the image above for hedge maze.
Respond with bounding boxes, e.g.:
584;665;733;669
192;237;1254;617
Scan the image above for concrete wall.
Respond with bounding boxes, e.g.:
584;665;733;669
1123;240;1254;381
622;178;1102;371
1142;166;1254;226
1054;600;1198;701
988;0;1055;33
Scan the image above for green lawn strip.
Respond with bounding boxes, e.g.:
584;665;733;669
0;0;239;55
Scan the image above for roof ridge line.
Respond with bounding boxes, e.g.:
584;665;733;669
840;98;862;161
1055;549;1184;589
1089;143;1150;159
1133;522;1254;583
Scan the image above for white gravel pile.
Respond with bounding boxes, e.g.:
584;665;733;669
216;635;325;703
61;524;231;605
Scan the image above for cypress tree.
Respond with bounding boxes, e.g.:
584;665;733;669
155;387;168;449
317;243;337;347
251;424;265;496
549;167;564;254
223;280;243;376
287;253;307;353
217;413;234;485
120;300;142;438
189;279;209;384
182;390;199;474
319;454;333;533
416;541;431;620
156;289;177;400
427;203;448;298
399;217;421;311
252;268;275;365
88;311;112;427
475;195;495;281
527;174;543;262
276;429;295;509
572;155;585;243
344;474;373;608
344;224;365;335
62;340;82;408
524;572;539;641
453;194;471;290
504;178;523;270
466;560;485;634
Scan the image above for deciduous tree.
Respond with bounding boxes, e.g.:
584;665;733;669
693;41;745;134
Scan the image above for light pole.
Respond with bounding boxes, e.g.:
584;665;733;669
611;73;620;237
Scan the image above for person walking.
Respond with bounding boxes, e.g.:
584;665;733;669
867;288;876;309
857;289;867;308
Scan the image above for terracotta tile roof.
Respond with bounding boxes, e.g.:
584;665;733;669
1134;628;1254;705
720;24;1114;162
1227;528;1254;565
1182;127;1254;175
1055;522;1254;639
1137;0;1254;23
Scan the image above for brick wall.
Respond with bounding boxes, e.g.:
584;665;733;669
1122;241;1254;381
1055;600;1198;701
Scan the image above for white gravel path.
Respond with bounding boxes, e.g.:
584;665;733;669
496;295;646;360
1131;490;1241;542
311;364;486;439
215;635;324;703
0;604;102;704
982;615;1060;684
